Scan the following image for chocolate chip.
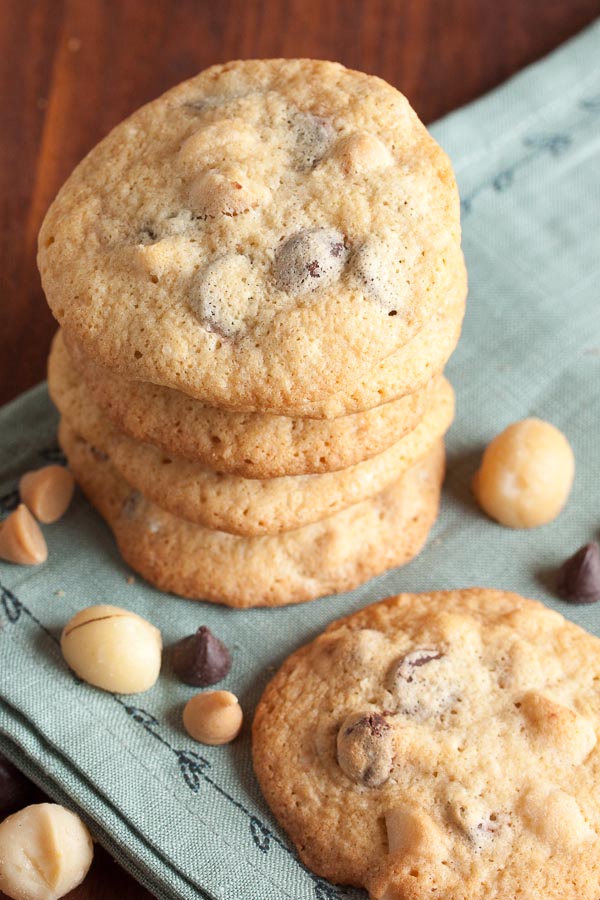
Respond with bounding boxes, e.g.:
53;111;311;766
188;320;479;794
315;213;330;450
396;648;443;683
291;111;335;169
138;225;160;244
121;490;142;518
172;626;232;686
273;228;348;295
90;446;108;462
184;99;207;112
345;712;391;738
0;754;38;819
557;542;600;604
336;711;394;786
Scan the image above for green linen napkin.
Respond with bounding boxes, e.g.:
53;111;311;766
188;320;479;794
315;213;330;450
2;20;600;899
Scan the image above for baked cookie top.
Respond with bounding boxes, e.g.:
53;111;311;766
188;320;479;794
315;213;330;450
253;590;600;899
38;59;461;408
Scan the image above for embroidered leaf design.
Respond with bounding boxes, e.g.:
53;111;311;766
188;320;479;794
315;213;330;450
177;750;210;793
249;816;271;852
580;95;600;112
523;133;571;156
124;706;159;728
492;170;514;192
1;586;22;623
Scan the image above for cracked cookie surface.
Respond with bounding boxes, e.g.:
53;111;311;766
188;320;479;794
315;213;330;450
253;589;600;899
39;58;462;409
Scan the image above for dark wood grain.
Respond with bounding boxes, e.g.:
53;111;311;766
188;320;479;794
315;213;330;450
1;0;599;896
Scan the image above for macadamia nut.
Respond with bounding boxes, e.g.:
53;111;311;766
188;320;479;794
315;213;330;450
472;418;574;528
61;604;162;694
0;803;93;900
183;690;243;745
0;503;48;565
19;465;74;524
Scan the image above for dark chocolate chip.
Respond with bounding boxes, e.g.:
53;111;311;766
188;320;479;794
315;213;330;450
345;712;391;738
291;112;335;169
396;648;443;683
557;542;600;604
337;711;394;786
90;446;109;462
0;754;38;819
273;228;348;294
138;225;159;244
172;626;232;686
121;490;142;518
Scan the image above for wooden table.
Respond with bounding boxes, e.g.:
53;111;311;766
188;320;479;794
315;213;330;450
1;0;599;896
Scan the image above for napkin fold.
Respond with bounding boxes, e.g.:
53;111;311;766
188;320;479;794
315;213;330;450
2;19;600;900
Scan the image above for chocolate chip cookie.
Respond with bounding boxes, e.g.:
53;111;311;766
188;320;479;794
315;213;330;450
39;59;462;410
253;589;600;898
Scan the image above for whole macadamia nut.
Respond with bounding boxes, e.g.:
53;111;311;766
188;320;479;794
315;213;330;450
61;604;162;694
473;418;575;528
0;803;93;900
183;690;243;745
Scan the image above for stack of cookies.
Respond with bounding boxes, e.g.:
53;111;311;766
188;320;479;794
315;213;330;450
40;59;466;608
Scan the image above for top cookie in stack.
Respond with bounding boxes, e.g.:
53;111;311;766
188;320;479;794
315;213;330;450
39;59;466;607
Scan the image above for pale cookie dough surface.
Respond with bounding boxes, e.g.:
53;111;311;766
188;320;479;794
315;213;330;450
59;422;444;608
51;330;437;478
64;265;466;420
252;589;600;900
53;370;454;535
39;58;462;408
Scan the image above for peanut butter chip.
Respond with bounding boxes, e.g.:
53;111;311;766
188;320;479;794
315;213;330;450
182;690;243;745
385;807;449;860
330;132;393;174
0;504;48;565
20;465;75;524
189;170;272;217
